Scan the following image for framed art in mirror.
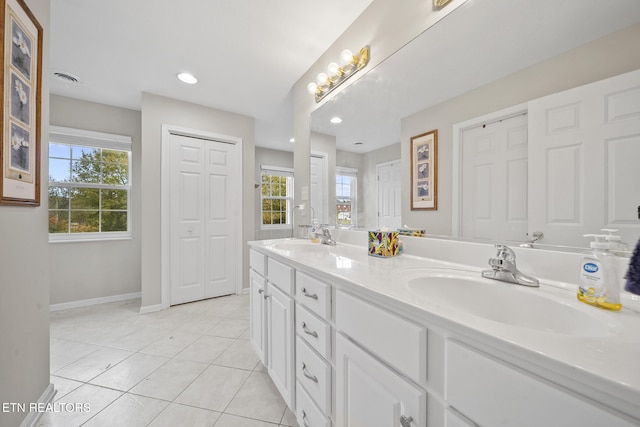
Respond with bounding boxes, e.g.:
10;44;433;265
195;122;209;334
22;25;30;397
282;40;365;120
0;0;42;206
410;130;437;210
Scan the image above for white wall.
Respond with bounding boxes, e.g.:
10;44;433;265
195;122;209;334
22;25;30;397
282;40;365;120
254;147;294;240
401;23;640;235
140;93;256;308
0;0;51;425
49;95;142;304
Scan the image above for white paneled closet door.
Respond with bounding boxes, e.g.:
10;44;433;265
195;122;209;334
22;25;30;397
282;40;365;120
460;114;529;242
528;69;640;247
170;133;237;305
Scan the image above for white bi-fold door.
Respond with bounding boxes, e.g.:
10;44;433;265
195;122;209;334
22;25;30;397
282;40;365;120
460;113;529;243
169;132;238;305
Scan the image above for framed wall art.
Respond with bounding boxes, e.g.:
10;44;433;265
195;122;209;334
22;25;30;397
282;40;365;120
410;130;438;210
0;0;42;206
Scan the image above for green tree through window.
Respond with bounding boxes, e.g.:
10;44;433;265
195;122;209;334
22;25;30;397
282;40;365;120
261;169;293;227
48;127;132;240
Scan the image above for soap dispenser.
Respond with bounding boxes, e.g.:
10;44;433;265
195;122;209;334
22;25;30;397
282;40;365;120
578;234;607;307
577;234;622;311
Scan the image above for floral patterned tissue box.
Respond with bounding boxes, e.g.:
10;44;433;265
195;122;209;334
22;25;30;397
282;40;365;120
368;230;400;257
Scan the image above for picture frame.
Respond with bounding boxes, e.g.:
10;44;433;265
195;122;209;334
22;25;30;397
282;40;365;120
0;0;42;206
410;130;438;210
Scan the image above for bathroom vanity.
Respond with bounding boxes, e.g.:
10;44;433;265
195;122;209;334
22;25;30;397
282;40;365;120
248;232;640;427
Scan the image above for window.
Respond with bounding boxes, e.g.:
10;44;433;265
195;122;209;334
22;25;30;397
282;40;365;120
261;166;294;228
48;126;132;241
336;167;357;226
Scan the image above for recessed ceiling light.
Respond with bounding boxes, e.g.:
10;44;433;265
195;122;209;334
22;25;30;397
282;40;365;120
177;72;198;84
290;138;295;143
330;117;342;124
354;141;364;146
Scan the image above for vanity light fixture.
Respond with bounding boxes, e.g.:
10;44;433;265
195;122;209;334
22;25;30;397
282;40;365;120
177;72;198;84
307;46;370;103
434;0;453;7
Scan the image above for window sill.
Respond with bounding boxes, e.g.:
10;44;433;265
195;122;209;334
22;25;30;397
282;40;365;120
49;233;133;243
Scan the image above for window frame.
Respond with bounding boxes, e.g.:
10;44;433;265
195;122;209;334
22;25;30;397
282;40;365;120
336;166;358;227
260;165;294;230
48;126;133;243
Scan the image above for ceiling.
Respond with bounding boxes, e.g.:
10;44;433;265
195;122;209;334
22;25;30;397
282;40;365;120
49;0;375;152
310;0;640;153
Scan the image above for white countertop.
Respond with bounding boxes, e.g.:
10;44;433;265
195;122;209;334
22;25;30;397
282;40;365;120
248;237;640;421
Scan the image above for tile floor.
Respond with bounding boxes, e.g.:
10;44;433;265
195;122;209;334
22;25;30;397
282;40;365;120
40;294;299;427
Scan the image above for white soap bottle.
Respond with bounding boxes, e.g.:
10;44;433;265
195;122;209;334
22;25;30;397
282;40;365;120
578;234;608;307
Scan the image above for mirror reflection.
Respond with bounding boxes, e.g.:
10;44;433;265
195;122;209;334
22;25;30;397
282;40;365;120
309;0;640;248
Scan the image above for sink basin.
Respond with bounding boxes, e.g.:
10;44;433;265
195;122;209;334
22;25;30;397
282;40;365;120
405;271;616;337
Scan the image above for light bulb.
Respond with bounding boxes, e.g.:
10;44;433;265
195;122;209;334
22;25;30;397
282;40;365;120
340;49;353;66
327;62;340;76
317;73;328;85
307;82;318;94
177;72;198;84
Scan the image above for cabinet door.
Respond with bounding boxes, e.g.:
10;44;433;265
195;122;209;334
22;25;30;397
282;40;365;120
249;269;266;366
267;283;295;408
335;333;426;427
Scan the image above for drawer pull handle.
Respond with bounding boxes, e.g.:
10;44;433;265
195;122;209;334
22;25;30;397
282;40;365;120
301;287;319;300
301;322;318;338
301;410;311;427
302;362;318;383
400;415;413;427
263;293;271;300
258;289;264;294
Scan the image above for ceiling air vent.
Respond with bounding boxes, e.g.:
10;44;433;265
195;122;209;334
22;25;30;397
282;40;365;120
53;71;81;83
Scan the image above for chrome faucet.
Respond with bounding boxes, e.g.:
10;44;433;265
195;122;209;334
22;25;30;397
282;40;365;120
481;244;539;287
520;231;544;248
318;227;337;246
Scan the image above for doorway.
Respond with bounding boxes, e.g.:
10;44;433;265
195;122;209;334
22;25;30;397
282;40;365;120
376;160;402;229
452;105;528;242
161;125;242;307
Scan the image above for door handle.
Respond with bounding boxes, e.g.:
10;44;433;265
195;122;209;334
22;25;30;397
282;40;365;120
400;415;413;427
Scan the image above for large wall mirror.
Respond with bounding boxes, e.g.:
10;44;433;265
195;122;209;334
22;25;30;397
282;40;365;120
309;0;640;249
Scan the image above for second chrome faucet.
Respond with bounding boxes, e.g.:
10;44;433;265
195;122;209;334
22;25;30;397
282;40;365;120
481;244;539;287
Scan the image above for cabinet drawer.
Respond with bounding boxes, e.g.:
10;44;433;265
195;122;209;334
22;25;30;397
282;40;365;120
296;303;331;359
296;381;330;427
295;271;331;319
296;337;331;414
249;249;266;276
335;290;427;384
268;257;294;294
446;340;636;427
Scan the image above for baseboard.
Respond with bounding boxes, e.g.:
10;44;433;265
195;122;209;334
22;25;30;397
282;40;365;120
139;303;164;314
19;383;56;427
49;292;142;312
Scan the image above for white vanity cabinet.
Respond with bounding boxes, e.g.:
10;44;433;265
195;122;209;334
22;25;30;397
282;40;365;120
249;250;267;365
249;250;296;409
446;340;637;427
335;290;427;427
294;271;333;427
